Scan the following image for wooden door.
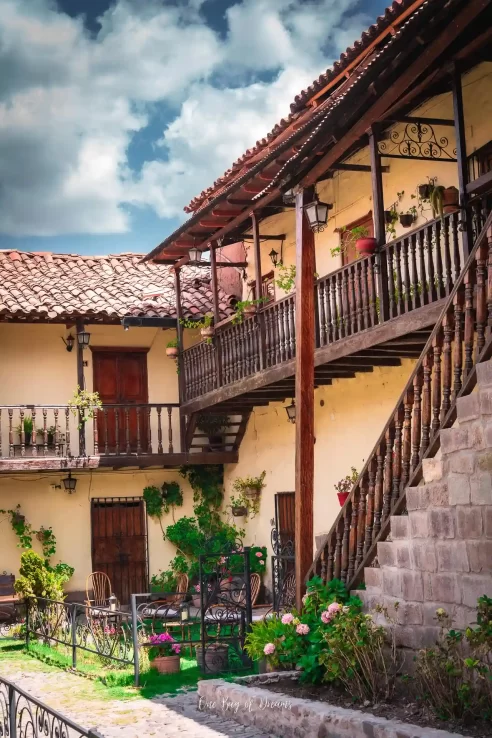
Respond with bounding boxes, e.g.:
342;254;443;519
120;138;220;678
93;350;149;454
275;492;295;549
91;497;148;605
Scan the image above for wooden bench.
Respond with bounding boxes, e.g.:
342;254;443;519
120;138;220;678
0;573;19;622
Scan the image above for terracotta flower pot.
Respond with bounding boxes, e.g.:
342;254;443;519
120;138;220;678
443;186;459;214
243;487;261;501
355;237;377;256
243;304;257;316
166;347;179;358
232;505;248;517
200;326;214;340
418;184;431;199
151;654;180;674
337;491;350;507
399;213;414;228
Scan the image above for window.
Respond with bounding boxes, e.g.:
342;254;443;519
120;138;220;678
250;271;275;304
340;212;374;265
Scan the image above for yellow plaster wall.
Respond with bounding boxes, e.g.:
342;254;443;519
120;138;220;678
0;469;194;593
243;63;492;300
222;360;416;583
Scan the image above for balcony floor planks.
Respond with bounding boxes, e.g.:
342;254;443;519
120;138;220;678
181;299;446;414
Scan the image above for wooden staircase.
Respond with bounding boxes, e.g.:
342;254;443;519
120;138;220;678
309;210;492;596
183;411;251;455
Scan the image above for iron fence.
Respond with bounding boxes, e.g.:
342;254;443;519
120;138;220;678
0;675;104;738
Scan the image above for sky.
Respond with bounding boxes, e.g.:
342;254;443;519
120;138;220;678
0;0;390;256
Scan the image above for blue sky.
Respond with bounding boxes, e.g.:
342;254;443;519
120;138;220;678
0;0;389;256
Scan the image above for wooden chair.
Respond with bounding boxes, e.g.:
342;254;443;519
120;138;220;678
0;573;18;623
85;572;119;610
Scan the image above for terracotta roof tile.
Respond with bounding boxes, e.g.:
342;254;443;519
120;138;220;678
0;250;235;323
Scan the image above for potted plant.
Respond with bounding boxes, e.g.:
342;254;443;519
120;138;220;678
232;471;266;502
16;415;34;446
68;387;102;429
179;313;215;344
334;466;359;507
429;184;459;219
196;414;230;451
166;338;179;358
442;185;459;214
232;298;266;325
418;183;431;199
399;204;417;228
146;632;181;674
195;642;229;674
339;226;377;257
229;494;248;517
37;426;56;445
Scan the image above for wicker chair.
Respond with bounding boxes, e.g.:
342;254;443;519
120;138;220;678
85;572;119;611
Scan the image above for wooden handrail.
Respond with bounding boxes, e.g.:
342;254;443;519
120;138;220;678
308;209;492;589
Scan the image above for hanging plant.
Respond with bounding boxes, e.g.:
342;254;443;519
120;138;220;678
68;386;102;428
232;471;266;503
166;339;179;358
180;313;214;345
232;298;266;326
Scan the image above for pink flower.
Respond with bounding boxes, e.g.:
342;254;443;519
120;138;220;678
263;643;275;655
281;613;294;625
296;623;310;635
172;644;181;654
328;602;342;616
259;560;265;566
255;551;263;557
194;584;201;593
320;610;332;624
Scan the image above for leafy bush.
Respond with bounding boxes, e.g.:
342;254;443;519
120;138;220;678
415;597;492;723
14;550;72;601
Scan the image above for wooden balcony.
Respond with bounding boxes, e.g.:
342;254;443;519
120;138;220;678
0;404;238;471
181;200;492;415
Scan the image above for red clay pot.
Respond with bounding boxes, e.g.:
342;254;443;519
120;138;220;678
443;186;459;214
337;491;350;507
355;237;377;256
151;654;180;674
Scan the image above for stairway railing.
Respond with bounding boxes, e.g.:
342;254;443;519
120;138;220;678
309;210;492;590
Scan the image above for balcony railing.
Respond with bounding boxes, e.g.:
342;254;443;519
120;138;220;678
0;403;181;461
182;205;492;403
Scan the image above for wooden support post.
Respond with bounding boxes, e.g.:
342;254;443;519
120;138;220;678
252;212;267;369
294;186;315;609
174;268;187;452
452;63;471;257
210;241;223;386
369;125;390;322
75;318;86;455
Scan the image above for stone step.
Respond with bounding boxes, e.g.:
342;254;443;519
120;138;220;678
406;482;449;511
476;359;492;389
363;567;382;590
408;507;455;539
390;515;409;539
422;456;443;483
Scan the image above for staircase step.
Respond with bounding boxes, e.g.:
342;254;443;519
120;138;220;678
406;482;449;511
363;567;382;590
456;392;480;423
390;515;409;539
476;360;492;389
422;456;443;483
408;508;455;539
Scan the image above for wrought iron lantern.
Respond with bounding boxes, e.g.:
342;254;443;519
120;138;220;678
63;334;74;353
77;330;91;349
188;246;202;263
282;188;296;205
303;194;332;233
62;472;77;494
269;248;279;268
108;594;118;612
180;600;190;622
285;399;296;424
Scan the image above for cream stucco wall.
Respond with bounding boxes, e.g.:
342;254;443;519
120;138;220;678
242;63;492;301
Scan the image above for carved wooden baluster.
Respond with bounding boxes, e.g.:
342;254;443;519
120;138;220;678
364;459;376;552
337;272;346;338
453;289;464;401
394;240;404;316
320;547;327;582
0;409;2;458
124;407;130;455
434;219;445;298
475;242;488;359
167;406;173;453
92;409;99;456
278;302;286;362
334;519;343;581
418;229;427;305
326;534;335;582
442;215;453;295
361;259;370;329
349;265;357;334
65;407;71;457
402;237;411;314
410;233;420;310
287;300;296;358
135;407;141;455
8;409;14;457
441;313;453;419
343;269;352;336
373;442;385;540
411;369;423;471
157;407;163;454
347;488;359;583
401;389;414;489
354;262;363;332
356;474;368;570
30;408;37;457
340;505;351;584
487;225;492;337
103;409;109;455
431;332;443;437
386;246;395;318
19;408;25;457
331;276;339;340
421;351;433;456
463;270;475;380
54;408;59;456
451;210;461;281
324;280;333;344
147;406;152;454
318;281;326;346
42;408;48;456
382;427;394;521
392;407;404;502
114;408;120;456
368;257;378;327
265;308;273;367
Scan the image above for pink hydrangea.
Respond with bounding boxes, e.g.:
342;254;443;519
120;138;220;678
263;643;275;655
296;623;310;635
328;602;342;616
194;584;201;593
281;613;294;625
255;551;263;557
172;643;181;654
320;610;331;624
259;560;265;566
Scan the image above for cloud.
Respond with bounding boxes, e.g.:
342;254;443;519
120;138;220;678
0;0;372;237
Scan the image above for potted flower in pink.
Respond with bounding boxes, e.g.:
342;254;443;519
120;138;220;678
146;632;181;674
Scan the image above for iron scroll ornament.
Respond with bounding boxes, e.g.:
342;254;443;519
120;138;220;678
378;121;457;162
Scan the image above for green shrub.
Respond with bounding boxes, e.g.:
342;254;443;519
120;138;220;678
14;550;72;601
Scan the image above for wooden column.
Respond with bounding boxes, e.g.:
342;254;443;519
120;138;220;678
174;268;186;452
452;63;471;257
210;241;223;386
75;318;86;455
294;185;315;608
369;125;390;322
252;212;266;369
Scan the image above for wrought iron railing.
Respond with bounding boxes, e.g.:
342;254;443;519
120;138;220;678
0;675;104;738
0;403;181;459
308;209;492;590
182;208;484;402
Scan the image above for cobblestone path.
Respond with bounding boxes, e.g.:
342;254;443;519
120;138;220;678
0;658;277;738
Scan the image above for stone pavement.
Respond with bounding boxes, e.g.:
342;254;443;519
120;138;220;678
0;659;278;738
